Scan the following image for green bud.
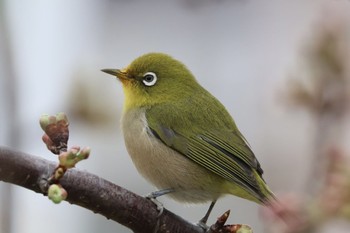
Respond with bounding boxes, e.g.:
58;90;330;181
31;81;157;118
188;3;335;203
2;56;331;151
78;147;91;160
48;184;67;204
70;146;80;155
39;114;51;131
236;225;252;233
56;112;68;123
59;150;78;168
58;146;90;169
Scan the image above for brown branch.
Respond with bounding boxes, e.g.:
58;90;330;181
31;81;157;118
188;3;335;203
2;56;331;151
0;146;205;233
0;114;252;233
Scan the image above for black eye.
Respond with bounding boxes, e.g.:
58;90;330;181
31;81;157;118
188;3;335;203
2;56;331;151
142;72;157;86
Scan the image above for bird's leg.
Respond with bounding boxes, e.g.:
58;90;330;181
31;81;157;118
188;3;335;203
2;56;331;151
146;188;175;217
147;188;175;199
198;200;217;229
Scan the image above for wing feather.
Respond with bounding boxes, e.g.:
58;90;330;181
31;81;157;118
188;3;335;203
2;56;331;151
145;100;266;201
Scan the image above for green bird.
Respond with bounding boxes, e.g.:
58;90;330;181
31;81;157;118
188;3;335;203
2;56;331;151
102;53;275;225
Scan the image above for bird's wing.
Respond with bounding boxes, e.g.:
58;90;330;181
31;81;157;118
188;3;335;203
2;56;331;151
145;104;265;200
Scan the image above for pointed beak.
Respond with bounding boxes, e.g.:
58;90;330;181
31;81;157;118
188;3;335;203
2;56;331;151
101;69;129;80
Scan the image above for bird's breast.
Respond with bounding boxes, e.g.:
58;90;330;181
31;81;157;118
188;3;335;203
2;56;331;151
121;108;177;187
121;108;226;203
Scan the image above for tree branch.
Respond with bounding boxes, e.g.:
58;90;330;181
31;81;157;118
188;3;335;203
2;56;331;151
0;146;204;233
1;113;252;233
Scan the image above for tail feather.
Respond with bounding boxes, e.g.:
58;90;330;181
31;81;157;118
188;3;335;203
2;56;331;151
254;170;277;205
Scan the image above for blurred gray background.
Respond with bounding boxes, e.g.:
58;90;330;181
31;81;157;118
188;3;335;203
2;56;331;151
1;0;350;233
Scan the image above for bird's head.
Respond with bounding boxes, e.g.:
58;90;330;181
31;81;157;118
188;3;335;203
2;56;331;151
102;53;198;111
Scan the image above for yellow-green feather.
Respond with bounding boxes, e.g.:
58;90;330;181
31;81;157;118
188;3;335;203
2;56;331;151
145;90;274;204
119;52;275;204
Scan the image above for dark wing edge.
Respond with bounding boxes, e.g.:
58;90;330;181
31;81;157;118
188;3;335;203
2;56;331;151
189;133;267;202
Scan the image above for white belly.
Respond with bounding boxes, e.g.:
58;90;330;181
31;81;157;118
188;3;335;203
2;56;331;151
121;108;225;203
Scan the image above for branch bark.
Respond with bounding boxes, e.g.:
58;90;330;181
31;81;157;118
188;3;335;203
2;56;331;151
0;146;204;233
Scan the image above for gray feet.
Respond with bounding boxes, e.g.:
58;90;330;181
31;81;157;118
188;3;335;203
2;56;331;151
146;188;174;199
197;200;217;230
146;188;174;217
197;220;209;231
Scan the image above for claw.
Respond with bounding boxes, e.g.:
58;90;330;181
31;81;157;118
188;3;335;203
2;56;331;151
148;197;165;218
146;188;174;218
197;221;209;231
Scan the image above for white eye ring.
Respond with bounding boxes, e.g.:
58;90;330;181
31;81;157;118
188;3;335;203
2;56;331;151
142;72;157;86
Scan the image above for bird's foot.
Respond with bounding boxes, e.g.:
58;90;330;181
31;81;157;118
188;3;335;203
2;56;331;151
148;197;164;217
196;200;216;231
145;188;174;218
197;219;209;231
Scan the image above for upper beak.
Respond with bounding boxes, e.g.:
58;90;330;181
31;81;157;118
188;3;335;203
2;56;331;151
101;69;129;80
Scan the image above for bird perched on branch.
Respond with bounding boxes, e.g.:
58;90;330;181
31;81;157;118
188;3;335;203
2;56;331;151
102;53;275;226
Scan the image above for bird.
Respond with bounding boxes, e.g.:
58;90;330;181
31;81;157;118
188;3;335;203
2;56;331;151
102;52;275;225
